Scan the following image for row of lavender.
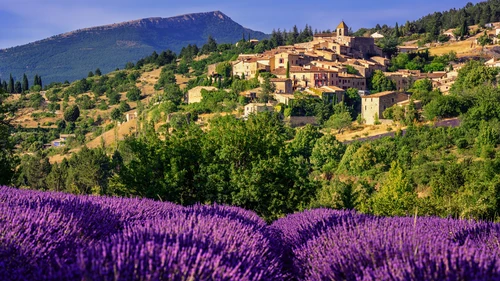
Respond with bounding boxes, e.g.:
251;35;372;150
1;186;499;281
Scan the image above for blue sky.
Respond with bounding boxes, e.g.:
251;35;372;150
0;0;482;49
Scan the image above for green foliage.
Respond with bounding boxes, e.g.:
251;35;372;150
369;70;396;93
110;108;123;121
126;86;141;101
64;105;80;122
451;60;499;94
258;77;276;102
215;62;232;78
119;101;131;113
423;95;464;120
478;31;493;47
75;94;94;110
372;162;416;216
310;134;346;175
325;102;352;133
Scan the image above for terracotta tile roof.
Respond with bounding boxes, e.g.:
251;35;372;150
338;73;364;78
425;72;447;79
362;91;400;98
321;85;345;92
270;78;291;82
314;33;335;37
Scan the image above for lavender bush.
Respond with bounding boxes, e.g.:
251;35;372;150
1;186;500;280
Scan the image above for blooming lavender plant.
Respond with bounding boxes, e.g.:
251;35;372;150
2;186;500;281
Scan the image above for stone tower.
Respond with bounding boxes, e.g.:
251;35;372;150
337;21;348;37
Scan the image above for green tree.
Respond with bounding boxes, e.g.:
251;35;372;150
119;101;131;113
369;70;396;93
325;102;352;133
349;143;377;174
394;22;401;37
215;62;232;78
451;60;498;94
111;108;123;121
65;147;111;195
22;74;29;93
478;31;493;50
290;124;323;159
64;105;80;122
17;154;51;190
14;81;22;94
372;162;416;216
311;179;356;210
310;134;346;176
0;87;16;184
7;74;14;94
95;68;102;76
126;86;141;101
258;77;276;102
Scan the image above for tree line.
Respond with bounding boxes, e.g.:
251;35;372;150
0;73;43;94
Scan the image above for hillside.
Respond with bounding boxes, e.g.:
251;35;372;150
0;11;267;84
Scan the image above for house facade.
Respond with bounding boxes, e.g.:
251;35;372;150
361;91;410;124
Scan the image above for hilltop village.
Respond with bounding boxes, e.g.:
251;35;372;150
190;21;462;126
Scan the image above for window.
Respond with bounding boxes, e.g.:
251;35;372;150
279;58;284;64
391;98;394;103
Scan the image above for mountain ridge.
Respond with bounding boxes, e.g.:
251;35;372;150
0;11;268;83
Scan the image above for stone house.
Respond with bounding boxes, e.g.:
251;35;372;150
397;46;419;54
125;112;138;122
361;91;410;125
270;78;293;94
384;70;425;91
269;51;313;70
232;57;270;79
274;93;295;105
305;86;346;104
244;103;274;118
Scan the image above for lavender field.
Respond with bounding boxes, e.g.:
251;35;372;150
1;186;500;281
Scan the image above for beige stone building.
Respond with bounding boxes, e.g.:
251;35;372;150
270;51;314;70
305;86;346;104
232;57;270;79
244;103;274;117
361;91;410;124
274;93;295;105
273;66;338;90
270;78;293;94
186;86;218;104
384;70;425;91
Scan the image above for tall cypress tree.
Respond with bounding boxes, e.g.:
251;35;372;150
394;22;401;38
22;74;29;93
14;81;22;94
7;74;14;94
1;81;7;92
33;75;39;87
